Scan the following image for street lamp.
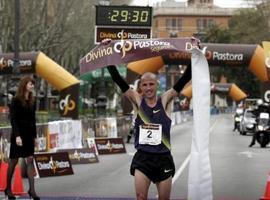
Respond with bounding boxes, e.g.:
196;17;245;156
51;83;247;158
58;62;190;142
96;0;111;117
13;0;20;74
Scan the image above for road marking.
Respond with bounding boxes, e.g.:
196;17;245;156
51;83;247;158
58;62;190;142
172;154;191;184
127;152;135;156
172;118;218;185
238;151;255;158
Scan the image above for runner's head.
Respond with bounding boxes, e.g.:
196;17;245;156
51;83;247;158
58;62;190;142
140;72;158;99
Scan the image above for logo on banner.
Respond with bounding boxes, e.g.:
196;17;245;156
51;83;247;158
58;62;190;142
95;138;126;154
36;156;70;174
114;38;133;58
59;84;79;119
49;156;58;174
85;39;173;62
211;84;230;93
0;58;8;70
0;57;32;69
264;90;270;102
58;148;99;164
59;94;75;116
169;43;209;61
117;30;127;39
34;152;73;177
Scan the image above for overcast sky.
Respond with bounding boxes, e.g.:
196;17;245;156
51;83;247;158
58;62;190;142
131;0;249;8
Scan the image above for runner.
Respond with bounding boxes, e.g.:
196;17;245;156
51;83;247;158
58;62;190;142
107;62;191;199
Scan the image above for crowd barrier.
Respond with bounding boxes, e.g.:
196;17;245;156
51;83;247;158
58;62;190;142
0;111;191;161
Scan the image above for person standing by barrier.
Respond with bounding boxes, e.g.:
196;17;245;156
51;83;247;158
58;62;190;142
4;76;40;200
107;63;191;199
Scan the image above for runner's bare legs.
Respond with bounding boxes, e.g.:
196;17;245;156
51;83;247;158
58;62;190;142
156;177;172;200
134;169;151;200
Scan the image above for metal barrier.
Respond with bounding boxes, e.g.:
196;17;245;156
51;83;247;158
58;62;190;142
0;111;191;160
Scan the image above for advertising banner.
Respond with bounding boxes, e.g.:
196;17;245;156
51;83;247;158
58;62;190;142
0;52;38;74
164;43;257;67
95;118;109;137
95;138;126;154
95;27;151;43
58;120;83;149
57;148;98;164
48;120;83;151
210;83;231;93
36;124;48;152
48;121;60;150
106;118;117;138
80;38;190;74
59;83;80;119
94;118;117;138
34;152;73;178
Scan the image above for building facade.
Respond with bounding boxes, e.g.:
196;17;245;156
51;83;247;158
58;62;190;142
152;0;237;38
152;0;238;109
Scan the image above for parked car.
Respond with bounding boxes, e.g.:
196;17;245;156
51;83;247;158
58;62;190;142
239;109;257;135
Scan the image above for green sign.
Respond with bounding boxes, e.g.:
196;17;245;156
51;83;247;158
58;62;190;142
80;66;126;83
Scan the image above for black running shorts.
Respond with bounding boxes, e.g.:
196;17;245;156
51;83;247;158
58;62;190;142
130;150;175;183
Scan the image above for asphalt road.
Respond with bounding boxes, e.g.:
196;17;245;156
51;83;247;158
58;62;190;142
1;114;270;200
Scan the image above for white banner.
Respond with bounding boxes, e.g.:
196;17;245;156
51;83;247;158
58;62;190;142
48;121;60;150
188;48;213;200
48;120;83;151
106;117;117;138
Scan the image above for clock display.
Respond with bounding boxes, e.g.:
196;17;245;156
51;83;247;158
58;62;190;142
96;6;152;26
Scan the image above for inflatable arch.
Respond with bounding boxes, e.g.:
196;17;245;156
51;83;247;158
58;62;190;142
181;83;247;102
0;52;80;119
127;42;269;101
127;43;267;80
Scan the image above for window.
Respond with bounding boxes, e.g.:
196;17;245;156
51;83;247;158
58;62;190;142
178;18;183;31
166;19;171;30
208;19;215;27
172;19;177;30
166;18;182;31
197;19;203;30
197;18;215;30
203;19;208;28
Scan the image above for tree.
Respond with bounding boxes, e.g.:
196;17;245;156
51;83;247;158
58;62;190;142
202;3;270;98
0;0;132;108
0;0;132;74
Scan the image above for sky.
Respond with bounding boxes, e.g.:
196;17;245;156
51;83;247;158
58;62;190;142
131;0;249;8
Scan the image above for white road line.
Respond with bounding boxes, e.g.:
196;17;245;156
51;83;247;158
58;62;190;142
172;118;219;185
127;152;135;156
172;154;191;184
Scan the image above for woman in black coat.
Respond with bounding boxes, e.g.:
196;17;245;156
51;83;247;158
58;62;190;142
5;76;40;200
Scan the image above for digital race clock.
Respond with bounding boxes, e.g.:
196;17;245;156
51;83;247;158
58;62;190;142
96;6;152;27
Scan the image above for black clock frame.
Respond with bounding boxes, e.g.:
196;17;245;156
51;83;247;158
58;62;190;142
96;5;152;27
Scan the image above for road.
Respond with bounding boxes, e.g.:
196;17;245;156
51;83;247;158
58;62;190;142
2;114;270;200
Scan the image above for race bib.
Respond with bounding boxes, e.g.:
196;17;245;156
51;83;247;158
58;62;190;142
139;124;162;145
260;112;269;119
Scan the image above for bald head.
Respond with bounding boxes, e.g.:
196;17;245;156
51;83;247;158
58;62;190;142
141;72;157;81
